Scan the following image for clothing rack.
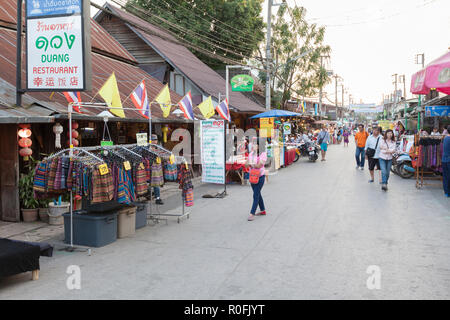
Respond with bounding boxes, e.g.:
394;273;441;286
415;134;444;189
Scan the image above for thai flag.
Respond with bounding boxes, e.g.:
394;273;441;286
178;91;195;120
131;80;150;119
63;92;82;113
216;98;230;121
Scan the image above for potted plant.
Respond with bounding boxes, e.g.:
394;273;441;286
19;157;40;222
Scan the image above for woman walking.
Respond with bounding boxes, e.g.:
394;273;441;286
378;129;397;191
245;141;267;221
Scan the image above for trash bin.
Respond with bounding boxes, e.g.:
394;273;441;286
117;207;136;238
132;202;149;229
63;210;118;248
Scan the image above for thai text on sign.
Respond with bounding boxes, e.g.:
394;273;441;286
201;120;225;185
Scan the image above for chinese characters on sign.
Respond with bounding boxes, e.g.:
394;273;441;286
201;120;225;185
26;0;89;90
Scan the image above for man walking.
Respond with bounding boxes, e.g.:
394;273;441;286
355;124;369;170
317;125;330;161
365;126;382;183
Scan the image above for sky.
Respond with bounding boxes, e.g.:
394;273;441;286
263;0;450;105
91;0;450;106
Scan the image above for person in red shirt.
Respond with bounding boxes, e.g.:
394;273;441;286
354;124;369;170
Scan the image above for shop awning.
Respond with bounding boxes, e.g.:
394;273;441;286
410;51;450;95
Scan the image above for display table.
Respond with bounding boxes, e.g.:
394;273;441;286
226;155;248;185
284;148;297;166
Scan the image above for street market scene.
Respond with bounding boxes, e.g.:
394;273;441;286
0;0;449;303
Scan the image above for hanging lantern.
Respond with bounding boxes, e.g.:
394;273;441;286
72;122;79;130
18;138;32;148
18;128;32;138
67;138;79;147
53;123;63;149
19;147;32;161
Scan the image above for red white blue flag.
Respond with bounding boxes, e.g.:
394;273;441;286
63;92;82;113
131;80;150;119
178;91;195;120
216;98;230;121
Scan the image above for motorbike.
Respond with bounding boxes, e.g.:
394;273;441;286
293;141;318;162
392;152;415;179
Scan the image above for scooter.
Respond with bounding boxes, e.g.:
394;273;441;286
392;153;415;179
293;141;318;162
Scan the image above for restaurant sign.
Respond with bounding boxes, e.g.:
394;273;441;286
26;0;91;91
231;74;254;92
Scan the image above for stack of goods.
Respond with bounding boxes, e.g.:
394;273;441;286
177;164;194;207
417;137;444;172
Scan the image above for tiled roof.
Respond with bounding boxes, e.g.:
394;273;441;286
102;4;265;114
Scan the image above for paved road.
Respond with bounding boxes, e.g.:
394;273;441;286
1;141;449;299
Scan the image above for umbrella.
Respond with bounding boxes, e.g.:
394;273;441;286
411;51;450;95
250;109;302;119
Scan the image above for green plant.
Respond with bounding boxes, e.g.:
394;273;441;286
19;156;40;210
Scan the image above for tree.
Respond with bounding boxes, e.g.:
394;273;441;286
263;5;331;108
127;0;265;70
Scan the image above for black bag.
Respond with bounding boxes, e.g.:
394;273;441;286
366;136;380;158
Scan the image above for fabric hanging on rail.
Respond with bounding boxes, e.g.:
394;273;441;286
417;137;444;172
150;162;164;187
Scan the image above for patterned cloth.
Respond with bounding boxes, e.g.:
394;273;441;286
92;165;114;203
150;163;164;187
33;161;48;194
46;158;59;193
135;163;148;196
164;162;178;181
184;188;194;207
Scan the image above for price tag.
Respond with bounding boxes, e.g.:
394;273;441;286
156;157;161;164
139;163;145;170
123;161;131;171
169;154;175;164
184;161;189;170
99;164;109;175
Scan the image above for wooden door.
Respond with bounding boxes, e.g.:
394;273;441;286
0;124;20;222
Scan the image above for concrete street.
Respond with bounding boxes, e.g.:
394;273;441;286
1;141;449;299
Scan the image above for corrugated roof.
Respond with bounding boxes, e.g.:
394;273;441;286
101;4;265;114
0;0;137;64
0;26;196;122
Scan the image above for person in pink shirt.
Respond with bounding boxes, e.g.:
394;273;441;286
245;141;267;221
379;129;397;191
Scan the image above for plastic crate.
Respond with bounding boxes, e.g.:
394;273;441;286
63;210;117;248
117;207;136;238
132;202;149;229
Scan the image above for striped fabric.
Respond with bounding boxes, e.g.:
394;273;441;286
150;163;164;187
91;165;114;203
33;161;48;194
135;163;148;196
46;158;59;192
163;162;178;181
184;188;194;207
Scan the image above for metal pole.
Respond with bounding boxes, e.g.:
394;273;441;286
16;0;23;107
266;0;273;110
149;103;153;143
319;56;323;117
68;105;73;248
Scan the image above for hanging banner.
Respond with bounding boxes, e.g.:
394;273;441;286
425;105;450;117
201;120;225;184
231;74;254;92
26;0;91;91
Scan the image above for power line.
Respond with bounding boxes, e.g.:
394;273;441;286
128;0;259;52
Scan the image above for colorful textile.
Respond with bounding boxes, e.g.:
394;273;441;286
91;166;114;203
184;188;194;207
46;158;58;193
135;163;148;196
164;162;178;181
150;163;164;187
33;161;47;194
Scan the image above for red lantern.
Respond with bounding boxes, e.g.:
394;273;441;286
18;138;32;148
19;147;32;161
67;130;79;139
18;128;32;138
67;139;79;147
72;122;79;130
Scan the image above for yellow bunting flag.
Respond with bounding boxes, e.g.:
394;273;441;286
197;96;215;119
98;72;125;118
155;84;171;118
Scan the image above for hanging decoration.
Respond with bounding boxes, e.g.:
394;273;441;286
18;125;32;161
67;121;80;147
53;123;63;149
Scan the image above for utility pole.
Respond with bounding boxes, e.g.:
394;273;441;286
415;53;425;130
318;55;329;117
265;0;273;111
392;73;398;120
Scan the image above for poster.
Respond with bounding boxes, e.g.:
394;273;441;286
260;117;274;138
136;133;148;146
201;120;225;185
283;123;291;135
26;0;82;18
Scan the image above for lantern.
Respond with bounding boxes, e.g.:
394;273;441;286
18;128;32;138
19;147;32;161
53;123;63;149
18;138;32;148
67;139;79;147
72;122;79;130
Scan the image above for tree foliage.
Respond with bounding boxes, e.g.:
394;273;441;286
263;5;331;108
127;0;265;70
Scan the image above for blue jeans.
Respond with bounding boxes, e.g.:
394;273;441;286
250;175;265;214
443;162;450;195
355;147;366;167
153;186;160;199
379;158;393;184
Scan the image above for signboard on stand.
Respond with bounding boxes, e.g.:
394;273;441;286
260;117;274;138
25;0;91;91
136;133;148;146
201;120;225;184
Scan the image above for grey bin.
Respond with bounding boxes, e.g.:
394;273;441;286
63;211;118;248
132;202;149;229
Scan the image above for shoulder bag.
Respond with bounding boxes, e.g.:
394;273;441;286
366;136;380;158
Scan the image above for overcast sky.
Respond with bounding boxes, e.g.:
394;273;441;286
263;0;450;105
92;0;449;105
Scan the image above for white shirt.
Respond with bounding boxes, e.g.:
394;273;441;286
365;134;382;159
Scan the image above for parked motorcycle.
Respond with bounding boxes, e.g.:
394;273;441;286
293;141;318;162
392;153;415;179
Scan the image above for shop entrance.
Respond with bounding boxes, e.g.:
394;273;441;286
0;124;20;222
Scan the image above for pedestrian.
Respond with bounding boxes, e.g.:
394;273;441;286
343;129;350;147
379;129;397;191
442;125;450;197
354;124;369;170
365;126;382;183
151;134;164;205
317;125;330;161
431;127;441;136
245;140;267;221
